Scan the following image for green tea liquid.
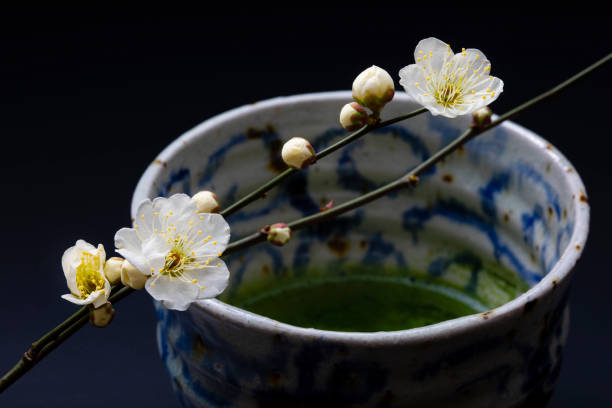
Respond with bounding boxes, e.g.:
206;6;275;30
231;276;488;332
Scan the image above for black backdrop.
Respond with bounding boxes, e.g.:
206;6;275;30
0;9;610;407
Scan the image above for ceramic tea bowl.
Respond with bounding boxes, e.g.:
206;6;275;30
132;92;589;407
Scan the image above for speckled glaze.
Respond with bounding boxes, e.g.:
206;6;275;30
132;92;589;408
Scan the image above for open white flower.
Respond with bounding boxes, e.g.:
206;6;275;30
399;37;504;118
61;240;111;308
114;194;231;311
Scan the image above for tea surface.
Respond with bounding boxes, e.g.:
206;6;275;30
232;276;489;332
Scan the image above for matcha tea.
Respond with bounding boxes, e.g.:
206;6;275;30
231;276;489;332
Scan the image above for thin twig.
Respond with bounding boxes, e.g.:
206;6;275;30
220;108;428;217
0;286;134;393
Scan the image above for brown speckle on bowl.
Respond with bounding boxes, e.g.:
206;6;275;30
153;158;167;168
328;235;350;257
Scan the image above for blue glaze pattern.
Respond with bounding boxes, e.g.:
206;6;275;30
133;92;588;407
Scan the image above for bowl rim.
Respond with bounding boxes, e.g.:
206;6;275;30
133;91;590;345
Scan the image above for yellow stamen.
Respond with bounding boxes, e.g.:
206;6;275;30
75;252;105;300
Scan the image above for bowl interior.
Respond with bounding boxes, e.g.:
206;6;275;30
135;92;586;331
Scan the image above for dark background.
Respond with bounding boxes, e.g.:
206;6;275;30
0;9;610;407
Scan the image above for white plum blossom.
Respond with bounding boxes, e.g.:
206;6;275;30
399;37;504;118
114;194;231;311
61;240;111;308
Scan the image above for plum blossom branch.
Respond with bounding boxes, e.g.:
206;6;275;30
1;50;609;396
224;52;612;255
0;286;134;393
219;107;428;218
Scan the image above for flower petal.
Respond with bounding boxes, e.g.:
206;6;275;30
134;199;156;236
141;233;170;274
161;298;193;311
191;259;230;300
61;286;108;307
399;64;426;102
414;37;451;73
96;244;106;266
61;245;81;295
153;194;197;224
145;274;199;309
114;227;149;274
189;213;231;255
76;239;97;253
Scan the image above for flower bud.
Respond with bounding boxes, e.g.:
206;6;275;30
266;223;292;246
339;102;369;131
281;137;316;169
89;302;115;328
352;65;395;113
192;190;220;213
121;260;147;290
471;106;492;129
103;257;124;285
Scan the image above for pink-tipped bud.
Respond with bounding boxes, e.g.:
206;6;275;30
281;137;316;170
192;190;220;213
339;102;369;131
319;200;334;212
352;65;395;113
471;107;492;129
265;223;292;247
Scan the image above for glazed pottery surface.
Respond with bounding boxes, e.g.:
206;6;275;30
132;92;589;407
